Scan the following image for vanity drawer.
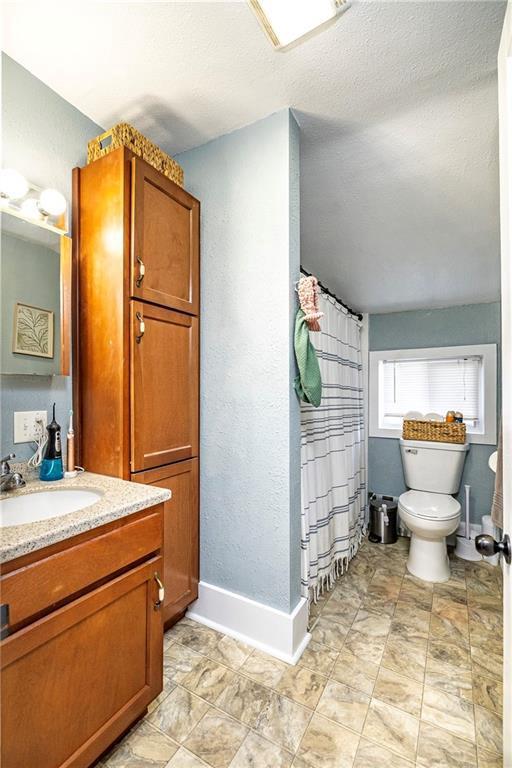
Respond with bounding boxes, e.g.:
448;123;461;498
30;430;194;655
1;507;163;631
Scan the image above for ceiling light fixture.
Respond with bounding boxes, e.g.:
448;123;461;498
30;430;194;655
249;0;349;50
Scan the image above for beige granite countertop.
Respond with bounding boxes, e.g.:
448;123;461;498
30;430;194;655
0;466;171;564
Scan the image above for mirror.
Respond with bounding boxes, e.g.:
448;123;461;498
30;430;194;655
1;212;71;376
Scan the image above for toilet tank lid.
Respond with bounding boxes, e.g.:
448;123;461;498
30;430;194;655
400;439;469;452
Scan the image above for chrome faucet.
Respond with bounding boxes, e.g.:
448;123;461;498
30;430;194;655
0;454;26;492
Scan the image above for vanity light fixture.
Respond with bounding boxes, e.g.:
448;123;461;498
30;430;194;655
0;168;29;201
0;169;68;235
38;188;67;217
20;198;41;220
249;0;349;50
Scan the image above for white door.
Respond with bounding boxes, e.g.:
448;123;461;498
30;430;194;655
498;5;512;765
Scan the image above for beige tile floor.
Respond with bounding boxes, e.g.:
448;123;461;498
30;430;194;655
99;537;503;768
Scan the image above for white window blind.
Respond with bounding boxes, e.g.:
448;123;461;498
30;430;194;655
381;356;482;429
370;344;497;444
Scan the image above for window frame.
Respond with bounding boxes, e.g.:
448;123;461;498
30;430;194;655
369;343;497;445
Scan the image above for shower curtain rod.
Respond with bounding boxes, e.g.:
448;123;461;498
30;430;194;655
300;267;363;322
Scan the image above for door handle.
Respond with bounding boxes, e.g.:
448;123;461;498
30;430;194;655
154;572;165;610
135;311;145;343
136;256;145;287
475;533;511;564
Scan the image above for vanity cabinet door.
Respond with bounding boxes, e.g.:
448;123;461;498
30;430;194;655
131;157;200;315
132;459;199;626
1;557;163;768
131;301;199;472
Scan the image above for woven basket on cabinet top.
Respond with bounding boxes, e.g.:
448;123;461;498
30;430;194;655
87;123;184;187
402;419;466;445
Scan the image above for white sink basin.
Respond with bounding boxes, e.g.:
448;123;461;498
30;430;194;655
0;489;103;527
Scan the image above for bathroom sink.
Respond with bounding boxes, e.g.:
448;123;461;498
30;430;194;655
0;489;103;527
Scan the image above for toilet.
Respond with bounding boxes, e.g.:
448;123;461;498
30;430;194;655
398;438;469;582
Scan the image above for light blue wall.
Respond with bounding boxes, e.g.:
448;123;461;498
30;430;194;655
368;302;501;523
1;54;102;459
288;114;301;608
177;110;302;613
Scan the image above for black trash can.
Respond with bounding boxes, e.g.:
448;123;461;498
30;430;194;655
369;494;398;544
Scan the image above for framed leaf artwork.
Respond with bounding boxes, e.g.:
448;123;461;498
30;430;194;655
12;302;54;359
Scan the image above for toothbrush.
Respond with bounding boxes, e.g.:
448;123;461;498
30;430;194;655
65;409;76;477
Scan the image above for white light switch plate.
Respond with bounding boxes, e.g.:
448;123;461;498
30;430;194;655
14;410;47;443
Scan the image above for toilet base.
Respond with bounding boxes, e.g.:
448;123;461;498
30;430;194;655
407;533;451;582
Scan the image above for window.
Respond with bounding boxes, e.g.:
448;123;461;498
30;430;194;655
369;344;497;444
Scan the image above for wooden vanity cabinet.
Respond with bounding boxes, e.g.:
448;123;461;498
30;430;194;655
75;148;200;627
132;459;199;624
0;505;164;768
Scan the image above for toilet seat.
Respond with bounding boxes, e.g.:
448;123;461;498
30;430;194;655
398;490;461;521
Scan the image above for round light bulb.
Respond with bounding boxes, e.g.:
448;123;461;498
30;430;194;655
20;198;42;220
38;188;67;217
0;169;29;200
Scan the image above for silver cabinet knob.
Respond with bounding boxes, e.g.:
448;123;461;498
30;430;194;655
475;533;511;564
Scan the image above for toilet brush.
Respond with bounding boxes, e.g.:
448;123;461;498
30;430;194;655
454;484;482;561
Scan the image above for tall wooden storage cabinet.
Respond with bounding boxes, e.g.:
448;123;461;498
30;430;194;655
74;147;199;626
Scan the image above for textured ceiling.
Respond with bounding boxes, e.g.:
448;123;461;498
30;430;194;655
2;0;505;312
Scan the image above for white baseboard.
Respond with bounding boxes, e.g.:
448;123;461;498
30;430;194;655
187;581;311;665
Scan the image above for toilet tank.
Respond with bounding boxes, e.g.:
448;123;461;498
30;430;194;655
400;439;469;494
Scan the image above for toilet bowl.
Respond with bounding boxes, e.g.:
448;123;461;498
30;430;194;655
398;490;461;582
399;438;469;583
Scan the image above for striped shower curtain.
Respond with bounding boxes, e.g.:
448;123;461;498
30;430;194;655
300;291;366;601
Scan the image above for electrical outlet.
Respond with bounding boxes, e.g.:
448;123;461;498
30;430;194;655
13;410;47;443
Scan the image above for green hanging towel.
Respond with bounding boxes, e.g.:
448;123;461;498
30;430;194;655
294;308;322;407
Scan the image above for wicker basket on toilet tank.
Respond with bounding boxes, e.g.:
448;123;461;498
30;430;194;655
402;419;466;444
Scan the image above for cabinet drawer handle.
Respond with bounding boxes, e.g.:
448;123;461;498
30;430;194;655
1;603;9;640
135;312;145;343
136;256;145;287
154;572;165;610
